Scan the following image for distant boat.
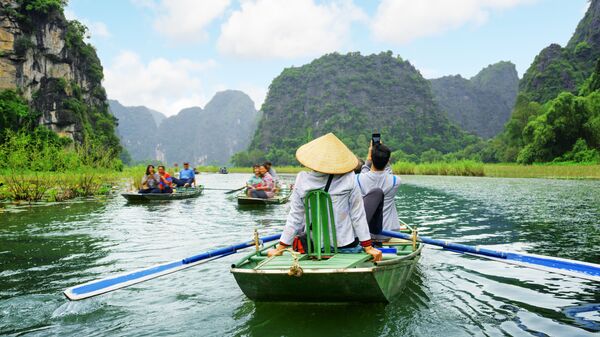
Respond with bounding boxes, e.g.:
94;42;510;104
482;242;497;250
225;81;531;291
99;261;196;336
121;186;204;202
236;189;290;205
231;225;422;302
219;167;229;174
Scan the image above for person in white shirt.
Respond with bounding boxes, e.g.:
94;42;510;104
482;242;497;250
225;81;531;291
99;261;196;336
264;161;278;182
357;142;401;241
268;133;382;261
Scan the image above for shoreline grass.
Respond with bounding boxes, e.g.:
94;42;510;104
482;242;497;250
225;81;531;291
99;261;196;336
483;163;600;179
2;162;597;203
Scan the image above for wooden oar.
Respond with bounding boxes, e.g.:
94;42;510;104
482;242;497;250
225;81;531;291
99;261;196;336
224;186;246;194
381;230;600;282
64;233;281;301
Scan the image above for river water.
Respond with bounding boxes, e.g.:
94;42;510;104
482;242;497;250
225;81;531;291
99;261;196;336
1;174;599;336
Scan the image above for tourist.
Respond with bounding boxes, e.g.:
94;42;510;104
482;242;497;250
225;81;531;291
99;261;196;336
139;165;160;194
172;162;195;187
267;133;382;262
249;165;275;199
157;165;173;193
246;164;263;197
264;161;278;182
356;142;400;241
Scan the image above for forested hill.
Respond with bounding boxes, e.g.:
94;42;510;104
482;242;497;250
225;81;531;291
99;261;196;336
0;0;121;159
519;0;600;103
236;52;479;165
157;90;259;165
486;0;600;164
430;61;518;139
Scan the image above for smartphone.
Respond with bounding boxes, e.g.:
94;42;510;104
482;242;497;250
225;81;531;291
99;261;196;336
372;133;381;145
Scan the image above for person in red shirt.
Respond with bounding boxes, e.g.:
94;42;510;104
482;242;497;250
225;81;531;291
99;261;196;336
157;165;173;193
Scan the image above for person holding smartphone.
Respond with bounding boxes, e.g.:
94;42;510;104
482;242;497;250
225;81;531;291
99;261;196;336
356;134;401;242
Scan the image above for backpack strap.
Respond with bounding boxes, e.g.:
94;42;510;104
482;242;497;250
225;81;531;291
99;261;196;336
392;175;397;187
356;174;364;194
324;174;334;192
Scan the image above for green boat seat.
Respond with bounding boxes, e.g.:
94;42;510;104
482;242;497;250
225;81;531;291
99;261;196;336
304;189;337;260
256;252;371;270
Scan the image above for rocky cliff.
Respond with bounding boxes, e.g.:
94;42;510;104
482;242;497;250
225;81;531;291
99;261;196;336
109;100;160;162
430;61;519;139
157;90;259;165
0;0;119;151
243;52;478;165
486;0;600;163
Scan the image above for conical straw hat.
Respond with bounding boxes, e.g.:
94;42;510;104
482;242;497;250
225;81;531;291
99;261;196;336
295;133;358;174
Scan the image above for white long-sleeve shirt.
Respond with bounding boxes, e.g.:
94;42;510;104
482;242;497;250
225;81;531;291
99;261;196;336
280;171;371;247
357;161;401;236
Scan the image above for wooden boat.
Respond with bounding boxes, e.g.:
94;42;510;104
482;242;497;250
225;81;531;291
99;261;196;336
230;227;422;303
122;186;204;202
236;191;290;205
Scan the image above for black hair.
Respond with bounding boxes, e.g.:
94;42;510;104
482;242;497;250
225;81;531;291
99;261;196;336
354;158;365;174
157;165;165;170
372;144;391;170
145;165;154;175
252;164;260;168
263;161;272;167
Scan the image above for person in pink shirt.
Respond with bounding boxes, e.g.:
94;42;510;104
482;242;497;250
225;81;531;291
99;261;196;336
249;164;275;199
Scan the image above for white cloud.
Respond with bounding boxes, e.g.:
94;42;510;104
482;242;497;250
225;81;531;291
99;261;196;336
238;84;267;110
149;0;231;43
104;51;217;116
217;0;366;59
64;9;111;39
371;0;535;45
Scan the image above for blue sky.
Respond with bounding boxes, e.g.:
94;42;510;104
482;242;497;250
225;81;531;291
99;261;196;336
65;0;590;116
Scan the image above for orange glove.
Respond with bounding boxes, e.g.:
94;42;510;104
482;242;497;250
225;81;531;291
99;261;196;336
364;246;382;262
267;244;287;258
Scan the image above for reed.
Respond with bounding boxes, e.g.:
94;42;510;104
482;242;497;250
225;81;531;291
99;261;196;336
391;161;485;176
483;163;600;179
0;169;133;202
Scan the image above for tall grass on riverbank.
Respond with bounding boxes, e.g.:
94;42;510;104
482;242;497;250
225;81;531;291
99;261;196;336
391;160;485;176
484;163;600;179
0;168;141;202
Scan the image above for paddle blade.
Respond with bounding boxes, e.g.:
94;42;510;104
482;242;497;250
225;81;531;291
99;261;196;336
381;230;600;282
64;253;231;301
64;233;281;301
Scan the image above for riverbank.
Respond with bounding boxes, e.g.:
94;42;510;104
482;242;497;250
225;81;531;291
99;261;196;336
2;162;597;203
0;167;143;203
221;162;600;179
483;163;600;179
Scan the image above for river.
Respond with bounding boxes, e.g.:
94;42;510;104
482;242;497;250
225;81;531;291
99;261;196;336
1;174;599;336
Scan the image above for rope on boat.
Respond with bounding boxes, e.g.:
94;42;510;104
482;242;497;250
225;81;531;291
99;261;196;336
285;249;303;277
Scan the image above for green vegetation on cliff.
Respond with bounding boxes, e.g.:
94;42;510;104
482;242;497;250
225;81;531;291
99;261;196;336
235;51;479;166
487;0;600;164
0;0;122;169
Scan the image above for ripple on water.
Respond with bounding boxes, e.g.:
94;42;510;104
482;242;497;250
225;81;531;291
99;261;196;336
1;174;599;336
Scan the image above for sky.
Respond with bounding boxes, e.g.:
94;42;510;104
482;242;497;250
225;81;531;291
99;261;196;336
65;0;590;116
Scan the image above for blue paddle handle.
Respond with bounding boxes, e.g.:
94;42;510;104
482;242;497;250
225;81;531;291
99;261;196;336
182;233;281;264
381;230;600;278
381;230;506;258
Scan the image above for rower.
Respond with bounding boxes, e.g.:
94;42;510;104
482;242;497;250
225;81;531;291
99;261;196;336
267;133;382;261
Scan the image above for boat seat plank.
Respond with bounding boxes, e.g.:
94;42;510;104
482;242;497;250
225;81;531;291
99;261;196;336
255;253;372;270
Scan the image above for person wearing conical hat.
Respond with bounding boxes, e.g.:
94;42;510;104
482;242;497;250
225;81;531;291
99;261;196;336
268;133;382;262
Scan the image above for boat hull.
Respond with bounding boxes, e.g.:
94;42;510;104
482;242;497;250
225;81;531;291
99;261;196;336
231;246;421;303
237;194;290;205
122;186;204;202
